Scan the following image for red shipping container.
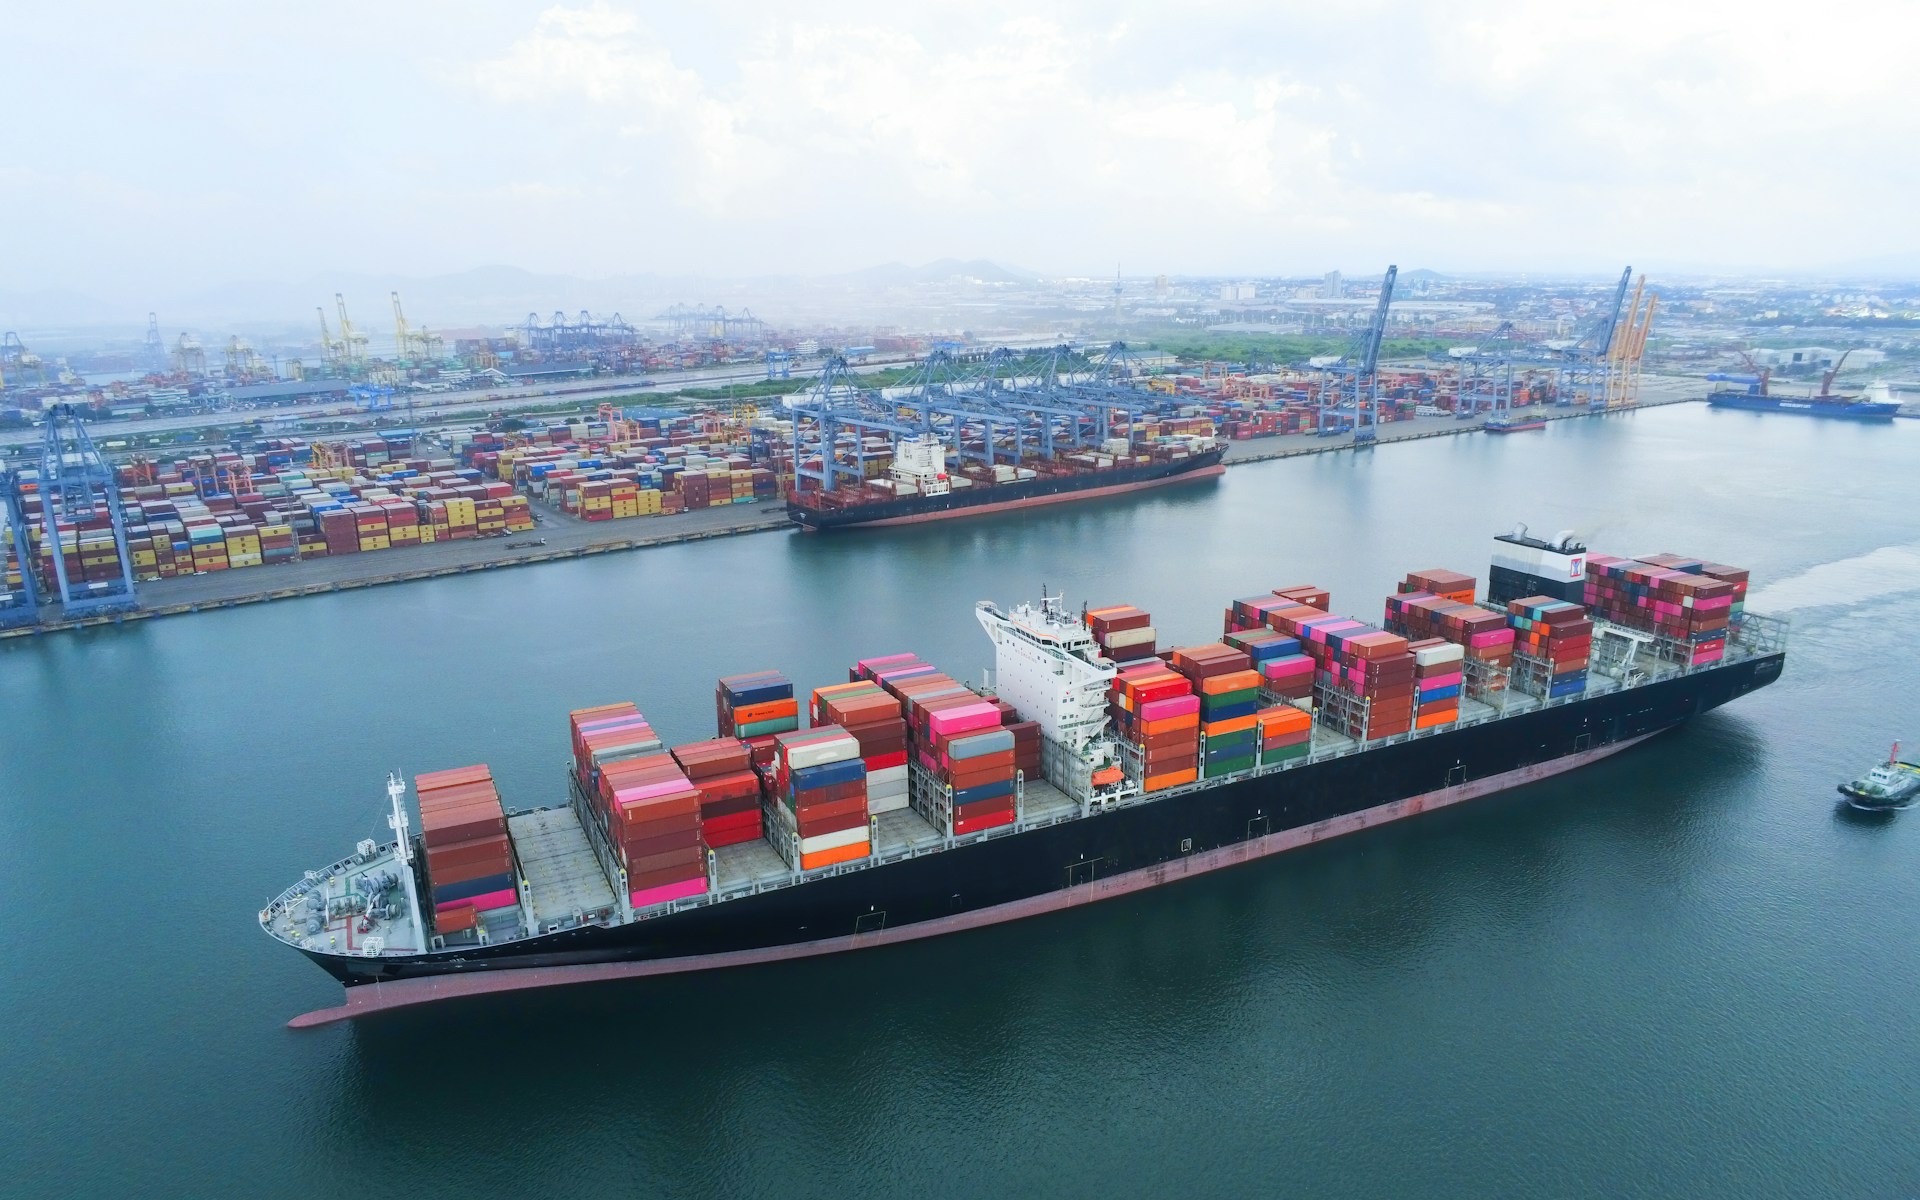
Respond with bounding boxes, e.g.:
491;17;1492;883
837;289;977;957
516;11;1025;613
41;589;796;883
702;823;764;849
795;808;869;838
622;827;703;860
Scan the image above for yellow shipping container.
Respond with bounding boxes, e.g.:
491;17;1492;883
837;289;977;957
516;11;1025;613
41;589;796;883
360;537;390;551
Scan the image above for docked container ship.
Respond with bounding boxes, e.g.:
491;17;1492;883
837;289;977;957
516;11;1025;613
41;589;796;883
786;430;1226;530
264;529;1787;1026
1705;392;1899;421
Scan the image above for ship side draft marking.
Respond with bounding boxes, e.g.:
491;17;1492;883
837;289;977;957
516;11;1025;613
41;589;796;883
288;731;1655;1028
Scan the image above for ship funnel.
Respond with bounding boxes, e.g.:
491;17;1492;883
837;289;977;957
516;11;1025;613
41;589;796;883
1551;529;1579;551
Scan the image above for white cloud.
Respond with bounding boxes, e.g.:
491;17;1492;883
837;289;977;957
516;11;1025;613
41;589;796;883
2;0;1916;304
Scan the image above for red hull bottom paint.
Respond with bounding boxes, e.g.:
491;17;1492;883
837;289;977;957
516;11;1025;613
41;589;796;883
288;730;1654;1028
808;464;1228;530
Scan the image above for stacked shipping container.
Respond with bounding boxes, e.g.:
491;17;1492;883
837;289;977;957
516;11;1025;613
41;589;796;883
670;739;765;850
415;764;517;931
1505;597;1593;698
1255;703;1313;765
1583;555;1741;667
1409;637;1466;728
1383;591;1514;699
771;727;871;870
811;678;910;815
1170;644;1264;778
1086;605;1157;662
1109;661;1200;791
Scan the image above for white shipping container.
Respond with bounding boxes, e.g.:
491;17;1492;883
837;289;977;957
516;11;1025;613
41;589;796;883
1104;626;1157;649
866;792;910;814
783;735;861;770
1413;642;1466;668
800;824;870;854
867;764;908;786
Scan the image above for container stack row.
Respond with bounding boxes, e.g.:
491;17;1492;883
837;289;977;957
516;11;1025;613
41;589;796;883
1382;591;1513;698
1269;612;1416;742
1409;638;1466;728
569;703;664;788
771;728;871;870
415;764;517;934
1255;703;1313;765
870;655;1021;835
1086;605;1157;662
1224;627;1314;701
1109;661;1200;791
715;671;800;761
1222;584;1330;637
567;703;710;910
596;750;710;910
1583;555;1741;667
811;677;910;815
1505;597;1593;698
918;698;1018;835
1399;568;1477;606
574;477;664;520
670;738;764;849
1169;644;1264;778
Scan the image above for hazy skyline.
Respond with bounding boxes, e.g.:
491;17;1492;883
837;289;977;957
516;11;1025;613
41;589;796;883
6;0;1916;310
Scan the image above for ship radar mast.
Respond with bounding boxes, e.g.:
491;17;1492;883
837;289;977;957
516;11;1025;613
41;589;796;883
387;773;425;938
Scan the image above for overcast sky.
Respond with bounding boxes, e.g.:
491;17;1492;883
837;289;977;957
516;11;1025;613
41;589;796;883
5;0;1915;303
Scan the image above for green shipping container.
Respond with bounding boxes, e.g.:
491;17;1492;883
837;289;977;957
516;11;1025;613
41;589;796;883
1260;743;1309;766
735;716;800;738
1203;754;1256;778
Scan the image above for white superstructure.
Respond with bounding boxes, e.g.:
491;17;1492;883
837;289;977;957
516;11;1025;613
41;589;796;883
975;591;1135;807
1492;526;1587;584
889;433;952;496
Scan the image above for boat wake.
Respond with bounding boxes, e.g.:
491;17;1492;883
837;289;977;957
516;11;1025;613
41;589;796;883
1745;542;1920;612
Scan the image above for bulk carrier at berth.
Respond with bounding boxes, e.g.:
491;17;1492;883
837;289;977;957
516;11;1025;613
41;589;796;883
264;529;1787;1027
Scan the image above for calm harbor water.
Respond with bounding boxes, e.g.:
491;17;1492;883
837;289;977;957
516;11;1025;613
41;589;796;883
4;403;1917;1198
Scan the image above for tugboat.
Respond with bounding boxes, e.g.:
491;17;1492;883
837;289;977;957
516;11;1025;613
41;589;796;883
1838;744;1920;812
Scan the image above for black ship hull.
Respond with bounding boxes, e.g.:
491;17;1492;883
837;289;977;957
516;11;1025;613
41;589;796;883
787;447;1227;530
298;651;1784;1008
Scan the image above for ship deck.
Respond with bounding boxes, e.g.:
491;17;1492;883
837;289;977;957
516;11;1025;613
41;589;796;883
272;613;1788;965
510;807;618;927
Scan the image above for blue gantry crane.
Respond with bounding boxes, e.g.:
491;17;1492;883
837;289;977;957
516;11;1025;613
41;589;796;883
0;462;42;628
785;343;1192;497
39;403;138;617
1315;265;1397;444
1560;266;1632;413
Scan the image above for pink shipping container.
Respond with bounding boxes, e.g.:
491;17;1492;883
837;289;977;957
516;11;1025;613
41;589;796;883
630;877;709;909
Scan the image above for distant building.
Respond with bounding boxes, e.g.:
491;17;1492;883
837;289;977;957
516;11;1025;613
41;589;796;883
1218;282;1258;302
224;379;352;403
1756;347;1886;371
1322;271;1343;299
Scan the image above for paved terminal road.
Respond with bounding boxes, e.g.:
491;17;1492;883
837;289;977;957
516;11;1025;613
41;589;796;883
9;384;1706;634
118;501;793;612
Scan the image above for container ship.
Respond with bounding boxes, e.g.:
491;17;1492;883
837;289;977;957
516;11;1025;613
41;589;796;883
786;429;1225;530
1706;393;1898;420
263;528;1787;1026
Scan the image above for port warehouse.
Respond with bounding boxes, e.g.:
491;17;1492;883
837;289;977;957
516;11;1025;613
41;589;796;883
295;531;1756;955
1;335;1672;621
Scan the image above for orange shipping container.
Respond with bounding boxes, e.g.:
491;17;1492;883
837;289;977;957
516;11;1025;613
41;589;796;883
799;840;870;871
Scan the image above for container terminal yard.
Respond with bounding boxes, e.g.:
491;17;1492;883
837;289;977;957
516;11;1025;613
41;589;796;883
3;316;1704;638
9;259;1895;636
